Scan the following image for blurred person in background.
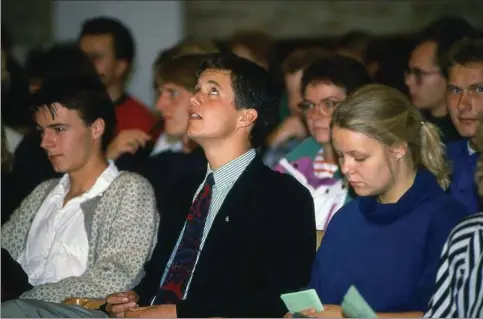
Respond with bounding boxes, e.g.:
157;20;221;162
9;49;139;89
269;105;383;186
79;16;161;161
405;16;474;143
275;55;373;248
445;35;483;214
264;47;329;167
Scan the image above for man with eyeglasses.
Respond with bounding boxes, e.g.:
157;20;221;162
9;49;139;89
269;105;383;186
274;55;373;248
405;16;474;144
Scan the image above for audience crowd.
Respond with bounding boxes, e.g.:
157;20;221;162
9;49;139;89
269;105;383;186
1;14;482;318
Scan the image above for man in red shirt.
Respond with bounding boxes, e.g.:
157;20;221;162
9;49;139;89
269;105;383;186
79;17;161;160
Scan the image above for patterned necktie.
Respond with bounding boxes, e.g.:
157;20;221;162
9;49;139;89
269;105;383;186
155;173;215;304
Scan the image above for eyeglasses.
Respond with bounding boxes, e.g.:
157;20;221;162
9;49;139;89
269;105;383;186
405;67;440;85
298;98;342;115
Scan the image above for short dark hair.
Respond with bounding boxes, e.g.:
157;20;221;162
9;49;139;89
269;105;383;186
444;36;483;77
25;42;98;82
30;75;116;152
79;16;135;64
196;53;282;148
301;55;373;96
418;16;475;74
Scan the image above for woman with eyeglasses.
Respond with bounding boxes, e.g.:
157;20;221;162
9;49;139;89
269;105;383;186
274;55;373;247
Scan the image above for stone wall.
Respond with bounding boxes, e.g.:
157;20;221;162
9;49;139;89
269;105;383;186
185;0;483;39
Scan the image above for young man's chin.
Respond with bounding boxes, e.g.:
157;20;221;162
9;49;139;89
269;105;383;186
50;162;69;174
186;128;199;140
52;167;67;174
456;126;476;140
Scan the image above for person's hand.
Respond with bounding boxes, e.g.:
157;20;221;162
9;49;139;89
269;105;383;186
105;290;139;318
124;304;177;318
299;305;344;318
107;129;151;160
268;115;307;147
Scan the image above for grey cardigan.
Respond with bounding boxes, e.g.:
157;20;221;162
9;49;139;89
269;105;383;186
1;172;159;303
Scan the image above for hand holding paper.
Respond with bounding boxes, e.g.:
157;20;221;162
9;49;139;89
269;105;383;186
341;285;378;318
281;289;324;314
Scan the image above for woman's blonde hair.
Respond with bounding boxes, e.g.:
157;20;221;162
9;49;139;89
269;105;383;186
474;116;483;199
331;84;451;189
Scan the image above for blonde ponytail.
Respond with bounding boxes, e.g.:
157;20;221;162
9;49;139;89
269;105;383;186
419;121;451;190
331;84;452;190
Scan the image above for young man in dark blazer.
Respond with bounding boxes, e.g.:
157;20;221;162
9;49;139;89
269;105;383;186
106;53;316;318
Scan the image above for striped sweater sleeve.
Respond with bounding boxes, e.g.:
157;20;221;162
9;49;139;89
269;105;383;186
425;213;483;318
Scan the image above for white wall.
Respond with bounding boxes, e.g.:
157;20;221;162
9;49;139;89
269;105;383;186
53;0;184;108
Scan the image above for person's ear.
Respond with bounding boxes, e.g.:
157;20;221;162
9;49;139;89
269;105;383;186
238;108;258;128
90;118;106;142
115;59;129;79
391;142;408;161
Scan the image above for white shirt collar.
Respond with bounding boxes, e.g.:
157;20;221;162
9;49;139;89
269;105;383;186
468;140;476;155
56;161;120;200
151;133;183;156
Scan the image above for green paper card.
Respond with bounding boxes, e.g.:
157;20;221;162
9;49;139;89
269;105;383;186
341;285;378;318
281;289;324;313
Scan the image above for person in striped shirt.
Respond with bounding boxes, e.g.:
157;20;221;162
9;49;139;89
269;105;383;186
425;112;483;318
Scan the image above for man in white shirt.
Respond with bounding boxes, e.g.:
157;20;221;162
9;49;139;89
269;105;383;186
1;75;159;315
